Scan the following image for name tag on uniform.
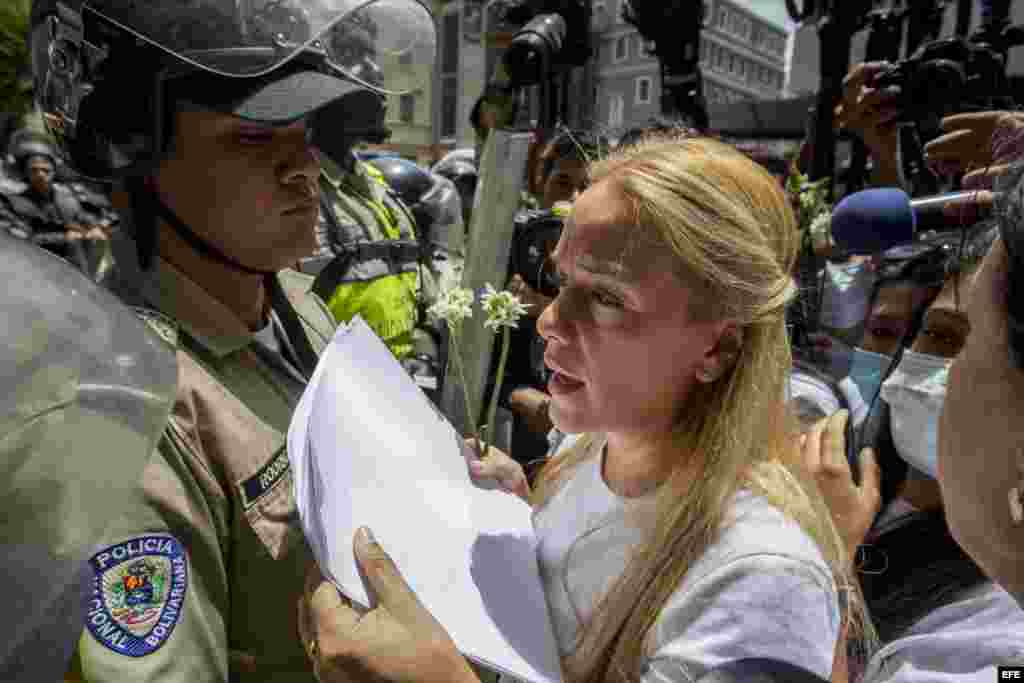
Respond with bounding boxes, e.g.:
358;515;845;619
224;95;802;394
238;449;291;509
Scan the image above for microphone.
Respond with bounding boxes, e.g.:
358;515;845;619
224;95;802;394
831;188;997;255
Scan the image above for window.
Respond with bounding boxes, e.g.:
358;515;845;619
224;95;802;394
643;39;656;58
635;76;652;104
715;45;724;70
614;35;628;62
728;54;736;74
440;11;459;140
717;7;727;29
738;58;745;78
608;94;625;127
399;93;415;124
703;1;711;25
701;41;710;64
593;1;606;28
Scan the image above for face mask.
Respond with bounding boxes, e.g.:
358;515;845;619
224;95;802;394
880;349;952;479
847;347;892;404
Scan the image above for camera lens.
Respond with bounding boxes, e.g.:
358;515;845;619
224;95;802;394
503;13;567;87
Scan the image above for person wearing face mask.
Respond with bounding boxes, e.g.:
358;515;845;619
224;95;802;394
799;225;1024;682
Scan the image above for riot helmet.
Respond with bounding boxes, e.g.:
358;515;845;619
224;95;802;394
367;155;464;251
431;150;477;226
29;0;435;273
9;131;57;169
367;155;433;207
30;0;436;179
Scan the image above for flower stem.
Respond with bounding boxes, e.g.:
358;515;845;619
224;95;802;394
449;327;480;453
481;326;511;458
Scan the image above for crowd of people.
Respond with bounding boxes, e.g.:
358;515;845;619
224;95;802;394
4;1;1024;682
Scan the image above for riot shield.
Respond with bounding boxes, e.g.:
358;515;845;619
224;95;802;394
440;129;532;440
0;234;177;682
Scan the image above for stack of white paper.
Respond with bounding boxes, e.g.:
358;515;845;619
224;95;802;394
287;317;563;683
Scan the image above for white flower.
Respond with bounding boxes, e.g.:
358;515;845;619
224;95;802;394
428;280;475;328
809;210;834;250
480;283;530;331
809;210;832;238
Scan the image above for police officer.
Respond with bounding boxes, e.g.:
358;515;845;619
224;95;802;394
0;133;107;266
29;0;435;680
303;143;442;365
1;231;177;683
367;155;465;291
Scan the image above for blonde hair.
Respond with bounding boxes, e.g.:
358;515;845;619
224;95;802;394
530;135;874;682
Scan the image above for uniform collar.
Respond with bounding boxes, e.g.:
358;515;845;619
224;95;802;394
110;227;260;358
321;156;371;195
140;255;260;358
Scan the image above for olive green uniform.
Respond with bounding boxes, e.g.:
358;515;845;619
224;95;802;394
75;235;334;682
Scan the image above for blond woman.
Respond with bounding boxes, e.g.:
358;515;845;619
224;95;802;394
299;135;863;683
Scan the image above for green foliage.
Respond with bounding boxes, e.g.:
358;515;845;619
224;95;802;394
0;0;32;117
786;170;831;231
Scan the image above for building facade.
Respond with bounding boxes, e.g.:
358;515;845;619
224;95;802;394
787;1;1024;98
591;0;788;136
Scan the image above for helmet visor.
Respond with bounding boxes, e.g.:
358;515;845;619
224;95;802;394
86;0;436;94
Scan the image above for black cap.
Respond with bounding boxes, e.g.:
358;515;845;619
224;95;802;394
172;60;382;126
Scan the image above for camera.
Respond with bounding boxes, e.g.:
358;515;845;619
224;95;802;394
500;0;591;87
875;36;1020;123
511;208;564;298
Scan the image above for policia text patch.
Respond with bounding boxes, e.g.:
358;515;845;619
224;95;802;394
85;534;189;656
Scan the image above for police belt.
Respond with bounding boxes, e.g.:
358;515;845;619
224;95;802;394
311;239;425;303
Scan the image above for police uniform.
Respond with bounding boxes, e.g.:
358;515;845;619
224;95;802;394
309;156;426;359
1;232;177;682
73;232;335;682
0;181;92;259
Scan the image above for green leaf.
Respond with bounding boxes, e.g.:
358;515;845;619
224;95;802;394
0;0;31;116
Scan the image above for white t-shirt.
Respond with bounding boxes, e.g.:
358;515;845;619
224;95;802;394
531;434;841;681
862;581;1024;683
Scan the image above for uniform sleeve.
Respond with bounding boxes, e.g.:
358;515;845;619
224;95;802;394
642;554;840;683
76;416;233;683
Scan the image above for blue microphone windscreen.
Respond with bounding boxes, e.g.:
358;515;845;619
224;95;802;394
831;188;916;255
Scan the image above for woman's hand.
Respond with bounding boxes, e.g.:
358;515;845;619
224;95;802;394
298;528;480;683
800;410;882;566
463;439;531;502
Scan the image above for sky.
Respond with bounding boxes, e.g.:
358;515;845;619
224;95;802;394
739;0;799;32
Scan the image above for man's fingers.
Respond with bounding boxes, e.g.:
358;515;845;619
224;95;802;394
963;165;1012;191
858;448;882;505
942;190;996;223
353;527;427;625
924;129;977;160
940;111;1002;133
856;87;900;113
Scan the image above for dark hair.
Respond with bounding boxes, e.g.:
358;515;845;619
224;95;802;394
617;115;702;149
540;129;608;181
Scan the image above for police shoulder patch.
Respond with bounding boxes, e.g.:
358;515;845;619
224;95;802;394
85;533;189;657
132;307;179;350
